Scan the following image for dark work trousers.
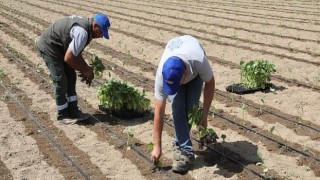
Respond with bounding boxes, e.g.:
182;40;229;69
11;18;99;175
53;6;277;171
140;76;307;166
39;51;78;120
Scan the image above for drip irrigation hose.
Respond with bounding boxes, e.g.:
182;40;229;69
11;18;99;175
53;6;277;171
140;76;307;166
0;62;91;180
1;4;320;176
0;39;176;180
216;91;320;133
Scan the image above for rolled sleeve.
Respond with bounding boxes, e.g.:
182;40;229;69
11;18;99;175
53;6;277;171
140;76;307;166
69;26;88;57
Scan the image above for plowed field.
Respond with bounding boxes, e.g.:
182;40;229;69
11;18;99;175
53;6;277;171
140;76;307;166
0;0;319;179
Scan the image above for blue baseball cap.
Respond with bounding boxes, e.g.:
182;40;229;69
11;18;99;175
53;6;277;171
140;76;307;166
94;13;110;39
162;56;185;95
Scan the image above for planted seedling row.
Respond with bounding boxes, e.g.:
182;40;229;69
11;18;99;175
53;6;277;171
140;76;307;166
3;3;319;94
149;0;320;25
194;0;320;16
0;46;99;179
0;32;185;180
55;0;320;56
2;11;319;147
3;3;320;178
0;20;271;179
107;1;319;37
4;6;318;148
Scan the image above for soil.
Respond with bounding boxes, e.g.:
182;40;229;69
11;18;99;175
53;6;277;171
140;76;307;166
0;0;320;179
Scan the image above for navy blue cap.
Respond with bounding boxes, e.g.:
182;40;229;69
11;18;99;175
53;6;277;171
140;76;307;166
94;13;110;39
162;57;184;95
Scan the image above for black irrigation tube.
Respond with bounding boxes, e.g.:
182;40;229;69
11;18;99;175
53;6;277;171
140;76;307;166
43;0;320;64
2;3;320;172
2;6;320;137
0;27;175;180
10;0;320;71
127;0;320;24
196;0;320;16
209;0;320;10
162;121;267;179
0;44;91;180
216;91;320;133
2;6;320;138
0;22;264;180
100;1;319;35
70;0;320;42
213;112;320;162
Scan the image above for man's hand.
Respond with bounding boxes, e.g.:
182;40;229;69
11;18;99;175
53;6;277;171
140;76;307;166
79;71;93;87
83;66;94;80
151;145;162;165
198;129;219;150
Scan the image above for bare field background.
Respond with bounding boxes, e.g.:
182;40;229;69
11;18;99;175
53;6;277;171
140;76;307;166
0;0;319;179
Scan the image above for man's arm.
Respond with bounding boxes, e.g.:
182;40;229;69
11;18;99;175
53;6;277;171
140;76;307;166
151;99;166;164
201;75;215;127
64;48;93;80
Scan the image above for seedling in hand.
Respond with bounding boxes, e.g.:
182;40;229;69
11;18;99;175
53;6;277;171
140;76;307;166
147;142;163;172
90;54;105;78
188;104;218;149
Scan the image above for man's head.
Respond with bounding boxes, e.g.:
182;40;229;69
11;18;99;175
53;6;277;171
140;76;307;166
162;56;185;95
93;13;110;39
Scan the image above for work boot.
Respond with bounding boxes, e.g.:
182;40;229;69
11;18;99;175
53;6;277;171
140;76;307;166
172;144;195;173
68;106;90;121
173;143;181;160
58;117;80;125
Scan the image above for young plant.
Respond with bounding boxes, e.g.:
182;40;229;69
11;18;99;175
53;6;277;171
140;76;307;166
241;103;247;121
97;79;150;113
188;104;218;149
35;63;41;73
147;142;154;151
124;127;134;150
259;95;266;114
147;142;163;171
221;134;226;142
240;59;276;89
0;70;6;78
256;150;264;164
90;54;105;78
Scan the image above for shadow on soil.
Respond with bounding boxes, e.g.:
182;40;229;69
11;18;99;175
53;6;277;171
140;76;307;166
76;109;154;127
193;141;262;178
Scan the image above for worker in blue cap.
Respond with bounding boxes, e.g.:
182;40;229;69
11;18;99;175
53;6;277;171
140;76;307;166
37;13;110;124
151;35;215;172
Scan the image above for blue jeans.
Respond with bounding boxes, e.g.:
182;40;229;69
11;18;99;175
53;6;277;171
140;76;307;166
168;75;203;154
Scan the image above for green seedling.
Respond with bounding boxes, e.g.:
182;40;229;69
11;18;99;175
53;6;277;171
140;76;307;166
124;128;134;150
90;54;105;78
240;59;276;89
35;63;41;73
257;151;264;164
188;104;218;148
269;126;275;134
303;143;315;156
0;70;6;78
221;134;226;142
147;142;154;151
295;102;305;122
147;142;163;171
288;67;293;79
259;96;266;114
241;103;247;120
313;72;320;84
97;79;150;113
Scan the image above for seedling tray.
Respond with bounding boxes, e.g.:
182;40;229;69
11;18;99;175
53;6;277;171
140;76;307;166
226;83;272;95
99;105;146;120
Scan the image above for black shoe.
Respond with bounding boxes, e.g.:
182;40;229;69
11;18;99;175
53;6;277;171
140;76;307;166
172;150;195;173
69;109;90;120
